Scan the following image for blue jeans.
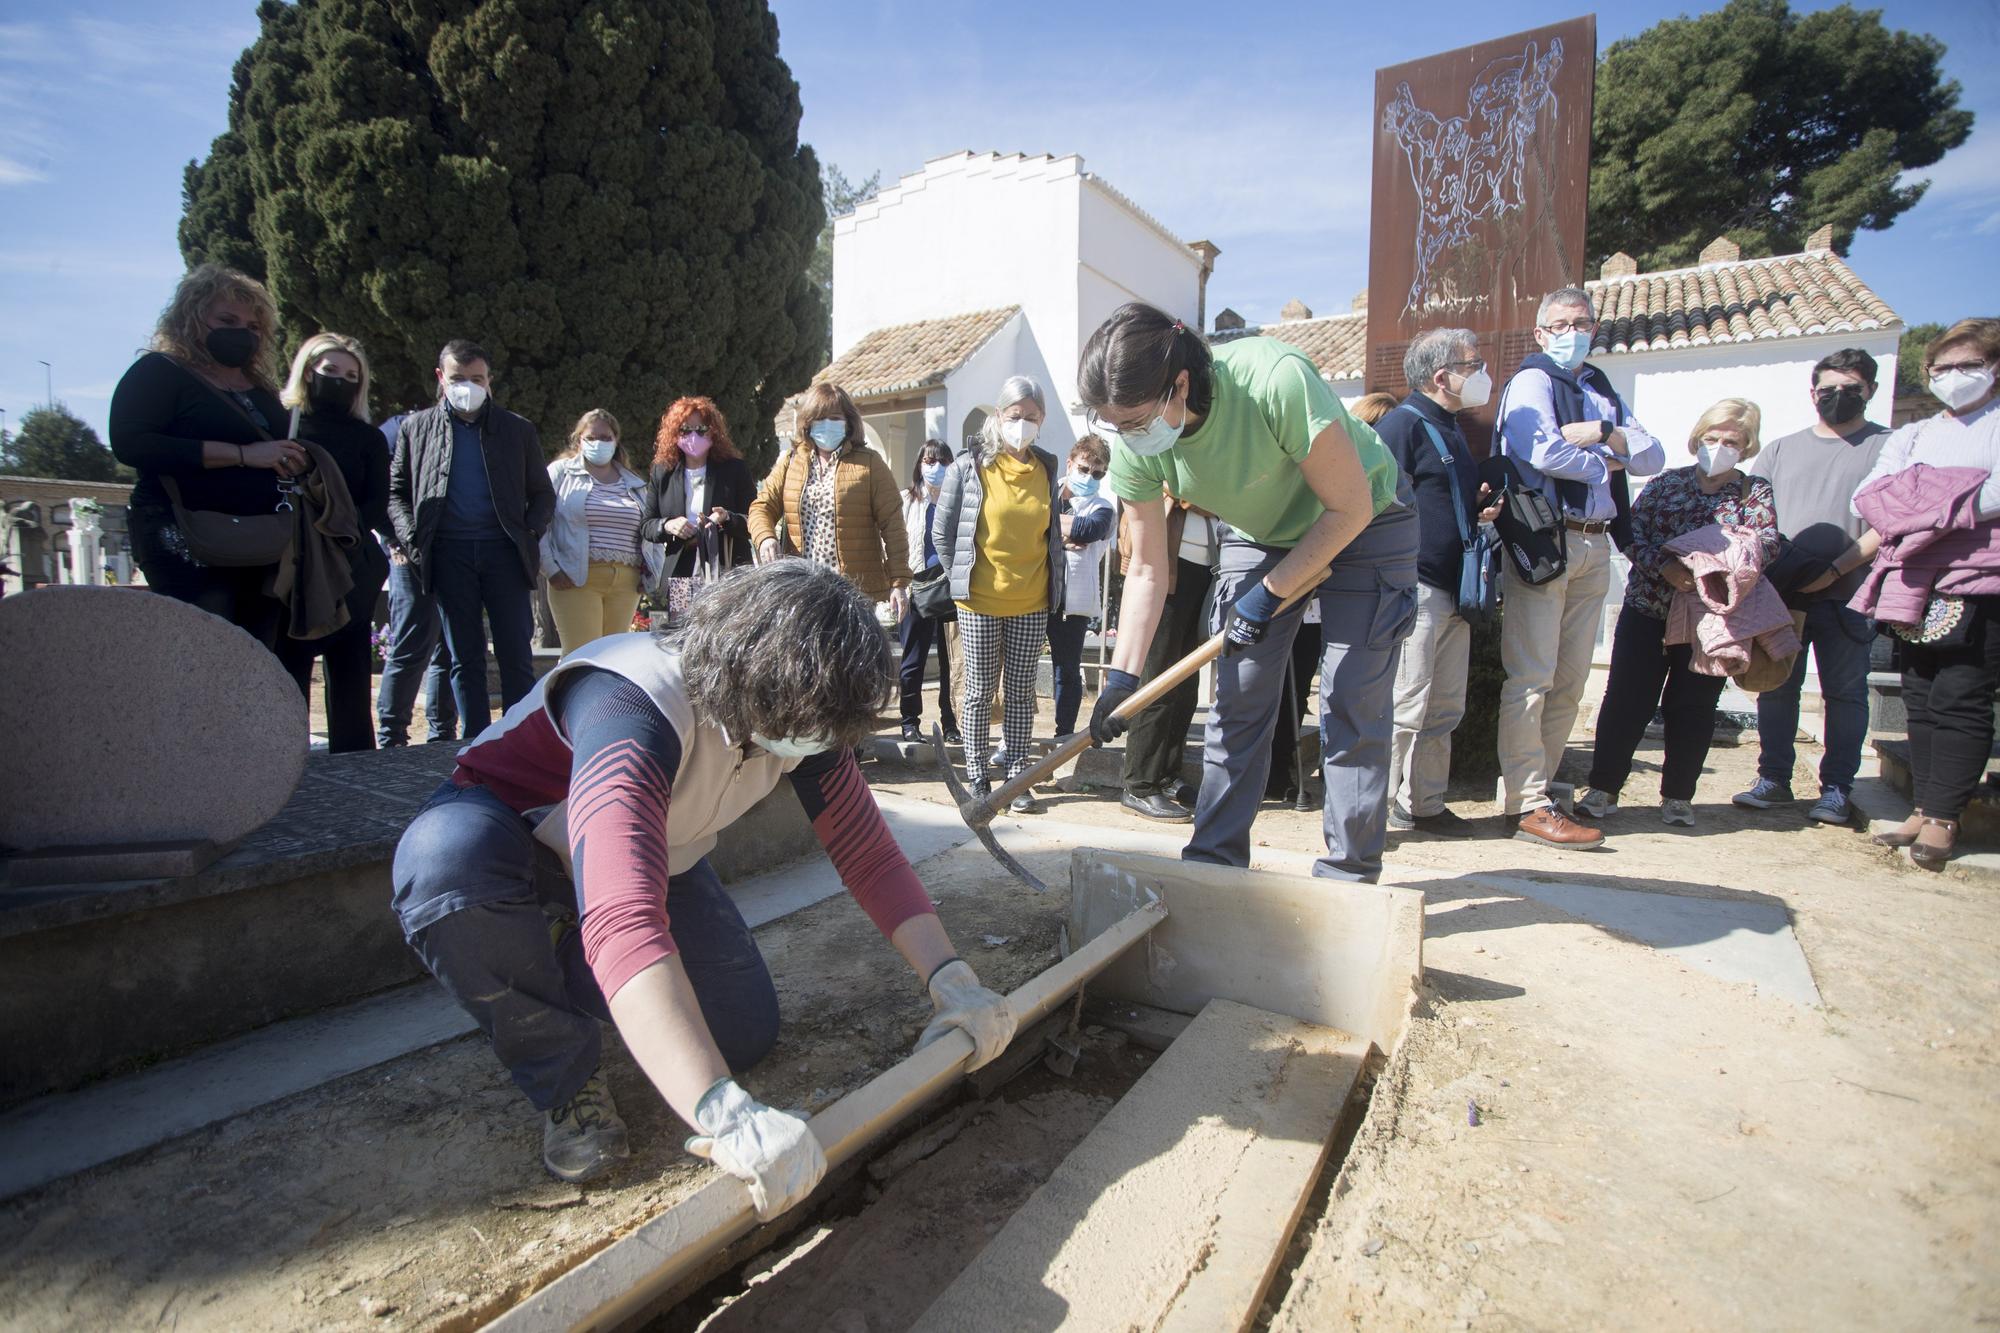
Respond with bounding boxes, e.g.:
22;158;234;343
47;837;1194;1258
1047;613;1090;737
376;558;456;746
391;781;780;1110
1755;599;1874;792
431;537;536;737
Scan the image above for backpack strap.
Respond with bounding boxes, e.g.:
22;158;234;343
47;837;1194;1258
1394;404;1472;551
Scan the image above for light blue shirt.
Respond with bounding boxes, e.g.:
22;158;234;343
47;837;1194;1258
1496;366;1665;522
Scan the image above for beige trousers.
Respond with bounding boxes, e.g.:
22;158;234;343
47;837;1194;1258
1497;529;1612;813
1389;582;1471;818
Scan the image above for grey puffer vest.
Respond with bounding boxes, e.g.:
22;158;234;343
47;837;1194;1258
931;445;1066;613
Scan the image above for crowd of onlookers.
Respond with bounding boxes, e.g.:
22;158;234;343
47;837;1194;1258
104;262;2000;870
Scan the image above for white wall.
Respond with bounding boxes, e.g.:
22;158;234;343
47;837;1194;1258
833;152;1199;453
1592;329;1902;460
944;310;1074;461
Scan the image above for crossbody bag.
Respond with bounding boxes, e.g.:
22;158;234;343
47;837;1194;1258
1400;408;1502;621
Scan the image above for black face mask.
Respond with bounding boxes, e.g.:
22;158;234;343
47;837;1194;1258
308;371;360;414
1815;385;1867;425
205;325;260;369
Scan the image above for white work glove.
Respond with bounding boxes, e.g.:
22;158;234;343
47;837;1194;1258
685;1077;827;1222
915;959;1016;1071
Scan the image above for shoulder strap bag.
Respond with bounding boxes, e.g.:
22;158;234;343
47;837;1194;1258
1401;407;1502;623
157;361;296;567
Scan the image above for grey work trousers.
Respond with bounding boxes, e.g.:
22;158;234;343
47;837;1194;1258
1186;504;1420;882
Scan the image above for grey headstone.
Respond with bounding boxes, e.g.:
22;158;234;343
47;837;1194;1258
0;586;305;852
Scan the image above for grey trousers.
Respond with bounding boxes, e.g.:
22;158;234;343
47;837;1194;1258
1185;505;1420;882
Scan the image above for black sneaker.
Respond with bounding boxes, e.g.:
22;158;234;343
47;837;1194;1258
941;723;963;745
1405;807;1476;838
1009;792;1041;815
900;720;921;742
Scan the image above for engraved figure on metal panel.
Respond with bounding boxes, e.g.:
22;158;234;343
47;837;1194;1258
1385;38;1564;314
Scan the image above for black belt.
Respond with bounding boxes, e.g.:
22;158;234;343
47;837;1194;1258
1563;517;1610;534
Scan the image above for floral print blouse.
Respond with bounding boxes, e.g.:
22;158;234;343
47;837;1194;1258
1624;465;1779;619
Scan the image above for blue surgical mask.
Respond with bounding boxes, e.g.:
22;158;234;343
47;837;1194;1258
751;731;831;759
922;461;947;487
809;421;846;451
580;437;616;466
1067;471;1100;498
1545;330;1591;371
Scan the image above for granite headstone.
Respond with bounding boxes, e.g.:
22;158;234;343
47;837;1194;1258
0;586;306;877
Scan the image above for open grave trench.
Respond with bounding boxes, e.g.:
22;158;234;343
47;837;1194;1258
0;735;1412;1333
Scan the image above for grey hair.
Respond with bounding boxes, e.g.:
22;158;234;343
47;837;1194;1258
1403;328;1479;393
977;374;1047;464
1536;286;1595;326
664;561;893;749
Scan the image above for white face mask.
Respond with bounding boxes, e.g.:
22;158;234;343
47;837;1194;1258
1452;367;1492;409
444;380;487;415
1697;442;1742;477
1000;417;1039;449
580;437;616;466
1930;365;1995;412
751;731;831;759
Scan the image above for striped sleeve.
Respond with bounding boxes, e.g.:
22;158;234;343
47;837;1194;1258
551;668;685;1000
788;747;936;938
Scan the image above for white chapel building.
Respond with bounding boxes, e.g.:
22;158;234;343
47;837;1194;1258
781;152;1219;480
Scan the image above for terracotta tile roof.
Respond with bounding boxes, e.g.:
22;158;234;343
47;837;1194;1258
1210;312;1367;383
818;306;1019;399
1587;250;1900;356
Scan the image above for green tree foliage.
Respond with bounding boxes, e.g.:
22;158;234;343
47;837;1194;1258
1899;321;1944;404
806;162;879;342
1;404;130;482
1590;0;1972;269
178;0;826;470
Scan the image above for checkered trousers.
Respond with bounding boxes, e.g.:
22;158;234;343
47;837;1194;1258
956;608;1047;785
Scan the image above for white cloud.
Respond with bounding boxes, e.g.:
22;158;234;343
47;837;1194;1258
0;155;45;186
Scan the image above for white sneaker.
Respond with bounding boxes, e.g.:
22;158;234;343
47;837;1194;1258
1574;787;1618;818
1661;799;1695;827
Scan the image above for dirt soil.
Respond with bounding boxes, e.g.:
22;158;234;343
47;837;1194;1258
4;694;1996;1330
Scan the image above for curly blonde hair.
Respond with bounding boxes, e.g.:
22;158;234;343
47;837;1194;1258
281;332;372;422
149;264;282;391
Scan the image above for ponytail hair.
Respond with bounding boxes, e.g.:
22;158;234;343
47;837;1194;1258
1076;302;1214;418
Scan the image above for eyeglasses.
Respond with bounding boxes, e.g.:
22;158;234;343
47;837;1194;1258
1445;359;1487;373
1932;359;1991;375
1539;319;1596;335
678;425;710;437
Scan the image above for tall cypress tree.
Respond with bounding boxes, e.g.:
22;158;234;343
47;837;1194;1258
180;0;826;468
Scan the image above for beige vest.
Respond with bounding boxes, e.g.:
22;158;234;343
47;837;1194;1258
529;633;802;877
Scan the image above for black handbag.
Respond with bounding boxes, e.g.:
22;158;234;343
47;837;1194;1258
155;365;296;567
1402;409;1501;624
1482;453;1567;586
911;565;956;621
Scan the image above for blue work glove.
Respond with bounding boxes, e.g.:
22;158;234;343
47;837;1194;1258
1222;581;1284;656
1089;668;1140;745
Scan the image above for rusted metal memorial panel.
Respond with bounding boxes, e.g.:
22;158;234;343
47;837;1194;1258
1366;17;1596;454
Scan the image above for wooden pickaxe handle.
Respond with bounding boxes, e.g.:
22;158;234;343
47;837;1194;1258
981;568;1328;813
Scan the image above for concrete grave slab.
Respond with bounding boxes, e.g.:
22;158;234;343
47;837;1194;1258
1466;871;1822;1008
0;585;305;852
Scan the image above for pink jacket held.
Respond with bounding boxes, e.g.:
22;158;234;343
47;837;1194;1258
1662;523;1801;678
1849;463;2000;628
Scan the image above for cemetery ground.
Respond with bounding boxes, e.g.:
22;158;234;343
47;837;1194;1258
2;700;1995;1330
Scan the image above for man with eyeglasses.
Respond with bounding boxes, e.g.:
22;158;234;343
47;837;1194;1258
1734;349;1889;825
1375;328;1502;837
1494;287;1664;847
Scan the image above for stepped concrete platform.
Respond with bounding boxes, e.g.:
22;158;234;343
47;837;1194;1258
0;741;818;1108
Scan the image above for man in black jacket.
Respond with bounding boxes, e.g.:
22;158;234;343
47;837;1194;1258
389;339;555;734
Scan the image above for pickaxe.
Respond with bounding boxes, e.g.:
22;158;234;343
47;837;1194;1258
932;572;1332;893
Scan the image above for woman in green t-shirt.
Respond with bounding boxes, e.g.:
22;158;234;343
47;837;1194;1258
1079;302;1418;883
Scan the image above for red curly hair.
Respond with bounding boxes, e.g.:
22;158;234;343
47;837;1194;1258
654;396;740;468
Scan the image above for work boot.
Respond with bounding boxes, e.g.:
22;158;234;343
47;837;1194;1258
1512;805;1605;849
543;1072;630;1183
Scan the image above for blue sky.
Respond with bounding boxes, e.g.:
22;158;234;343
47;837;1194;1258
2;0;1996;444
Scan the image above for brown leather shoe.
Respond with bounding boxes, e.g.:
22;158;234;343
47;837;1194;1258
1512;804;1606;849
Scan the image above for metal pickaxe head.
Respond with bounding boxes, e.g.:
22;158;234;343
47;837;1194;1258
931;723;1048;894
